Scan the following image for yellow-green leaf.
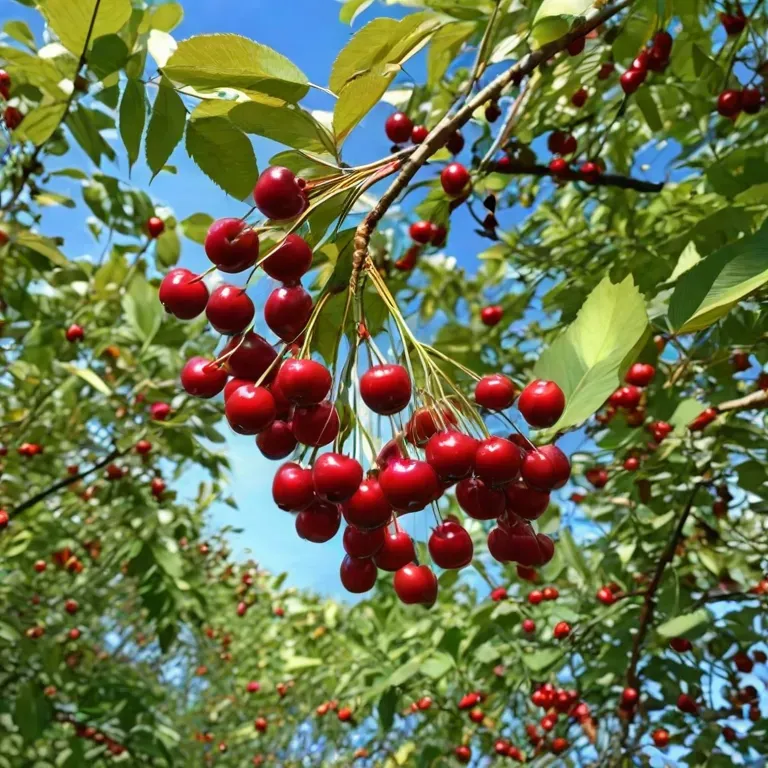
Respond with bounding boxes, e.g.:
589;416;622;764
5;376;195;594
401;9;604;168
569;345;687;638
145;79;186;178
62;365;112;396
333;67;396;146
427;21;476;88
41;0;132;57
17;102;67;145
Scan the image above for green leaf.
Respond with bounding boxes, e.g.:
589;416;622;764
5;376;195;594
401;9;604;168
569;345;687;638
634;87;662;132
656;609;710;639
67;105;116;165
229;101;335;155
427;21;476;88
41;0;132;56
421;651;454;678
18;102;67;145
378;687;397;731
181;213;214;244
668;241;702;282
122;275;162;343
533;275;650;431
89;34;128;78
185;117;258;200
147;2;184;32
14;682;52;743
329;18;399;92
669;398;706;434
120;79;146;171
146;79;186;179
334;67;395;145
668;221;768;333
340;0;374;24
155;228;181;268
3;20;36;49
163;34;309;102
558;527;591;584
13;230;69;267
531;0;593;47
283;655;323;672
62;364;112;396
523;648;561;673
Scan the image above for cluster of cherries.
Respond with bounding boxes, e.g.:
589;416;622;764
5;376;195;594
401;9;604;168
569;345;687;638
384;111;465;156
55;713;127;758
0;69;23;131
619;30;674;95
546;130;604;184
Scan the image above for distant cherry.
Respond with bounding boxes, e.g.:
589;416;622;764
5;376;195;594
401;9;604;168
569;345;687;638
481;305;503;326
65;324;84;343
409;221;436;244
625;363;655;387
147;216;165;238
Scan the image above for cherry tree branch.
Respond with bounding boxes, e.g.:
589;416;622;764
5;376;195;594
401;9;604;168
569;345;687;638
717;388;768;412
349;0;636;291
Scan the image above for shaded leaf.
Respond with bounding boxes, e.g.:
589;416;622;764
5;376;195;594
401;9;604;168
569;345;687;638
146;79;186;178
120;79;146;171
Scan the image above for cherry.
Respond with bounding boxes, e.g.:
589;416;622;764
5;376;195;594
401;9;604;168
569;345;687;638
264;284;312;342
359;364;412;415
254;717;267;733
223;378;249;402
458;693;481;710
274;358;331;407
135;440;152;455
742;87;762;114
647;48;668;72
181;357;228;398
292;400;339;446
580;161;601;183
312;453;363;503
343;478;392;529
253;167;307;221
520;445;570;491
553;621;570;639
585;467;609;488
428;520;473;569
374;529;415;571
3;106;22;130
150;478;166;498
621;687;639;708
536;533;555;564
474;436;522;486
620;68;646;94
475;374;516;410
440;162;470;197
625;362;655;387
571;87;588;107
225;384;276;434
567;36;586;55
68;628;81;640
425;431;477;481
468;708;484;723
596;587;615;605
411;124;429;144
384;112;413;144
405;405;457;445
456;476;506;520
623;456;640;471
610;385;642;409
688;406;717;431
549;157;569;176
598;61;615;80
733;651;754;673
380;458;441;512
0;70;10;99
490;586;507;601
147;216;165;238
33;559;46;573
548;130;567;154
408;220;435;244
720;11;746;35
394;563;438;606
669;637;692;652
648;420;672;443
522;618;535;633
269;375;293;418
394;245;421;271
205;284;255;335
256;420;297;460
731;350;751;371
480;305;503;326
343;525;385;559
505;482;549;520
337;706;353;722
518;379;565;428
340;554;377;593
64;599;79;615
205;218;260;273
222;331;277;382
62;322;85;344
295;499;341;543
159;268;209;319
262;233;312;283
717;89;742;118
497;520;549;566
246;681;260;693
454;745;471;764
272;462;314;511
677;693;698;715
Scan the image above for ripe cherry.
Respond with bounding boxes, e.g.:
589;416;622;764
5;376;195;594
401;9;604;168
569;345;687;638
454;746;471;764
275;359;331;406
621;687;639;708
256;420;297;460
425;431;477;481
474;436;522;486
205;218;260;273
246;681;260;693
34;559;47;573
0;70;10;99
440;162;470;197
625;362;655;387
445;131;464;154
64;599;79;615
181;357;228;398
264;284;312;342
549;158;569;176
597;587;615;605
505;483;549;520
312;453;363;503
475;374;516;410
360;364;411;415
394;563;438;606
374;529;415;571
3;106;22;130
598;61;615;79
480;305;503;326
688;406;718;431
567;36;585;55
222;331;277;382
384;112;413;144
522;618;535;633
553;621;571;639
343;525;385;559
652;728;670;748
571;87;588;107
262;234;312;283
295;499;341;543
405;405;457;445
411;124;429;144
272;462;314;511
491;586;507;601
542;586;558;601
580;161;601;183
720;11;747;35
518;380;566;428
620;68;646;94
677;693;698;715
742;87;762;114
147;216;165;238
253;167;307;220
610;385;642;409
409;220;437;244
343;478;392;529
340;555;377;593
292;400;339;446
379;458;440;513
159;268;209;319
456;476;505;520
68;628;81;640
623;456;640;472
205;284;255;335
135;439;152;455
150;478;166;498
337;706;353;722
225;384;276;434
717;89;742;118
468;708;484;723
65;324;84;343
669;637;692;652
428;520;473;569
731;350;751;371
458;693;481;710
254;717;267;733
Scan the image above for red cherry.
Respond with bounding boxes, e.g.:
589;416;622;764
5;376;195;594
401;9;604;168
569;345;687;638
253;167;307;221
254;717;267;732
552;737;568;755
339;555;377;593
490;586;508;601
521;445;571;491
585;467;609;488
652;728;670;748
468;708;484;723
181;357;228;398
547;130;566;153
428;520;473;569
65;323;84;343
159;269;209;319
337;706;353;722
205;218;260;273
522;618;535;633
409;221;437;244
262;234;313;283
274;359;331;406
454;746;471;764
549;158;569;176
394;244;421;271
717;89;742;118
536;533;555;564
440;163;470;197
312;453;363;503
620;68;646;94
3;106;22;130
205;284;255;335
264;284;312;342
225;384;276;434
742;87;762;114
292;400;339;447
720;12;746;35
625;362;655;387
360;364;411;415
246;681;260;693
33;559;47;573
480;305;503;326
445;131;465;154
224;377;249;402
405;405;457;445
393;563;438;606
518;380;566;427
623;456;640;471
688;406;718;431
567;35;585;55
343;525;385;558
458;693;481;710
609;385;642;409
411;124;429;144
147;216;165;238
597;587;615;605
269;374;293;418
150;478;166;498
256;420;297;460
64;598;79;615
431;224;447;247
731;350;751;371
374;529;415;571
621;687;639;708
475;374;517;410
669;637;692;652
598;61;615;79
272;462;314;511
456;476;506;520
571;87;588;107
632;49;650;72
580;161;601;183
474;436;522;486
135;439;152;455
553;621;571;639
653;30;673;56
68;628;80;640
295;499;341;543
505;483;550;520
425;431;477;481
385;112;413;144
222;332;277;382
677;693;698;715
380;458;441;513
485;101;501;121
0;70;10;99
343;478;392;529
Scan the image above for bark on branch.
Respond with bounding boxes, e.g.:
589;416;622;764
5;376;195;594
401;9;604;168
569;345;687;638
717;388;768;413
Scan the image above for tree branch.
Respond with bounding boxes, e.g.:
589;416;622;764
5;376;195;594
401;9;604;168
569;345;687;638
717;388;768;413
